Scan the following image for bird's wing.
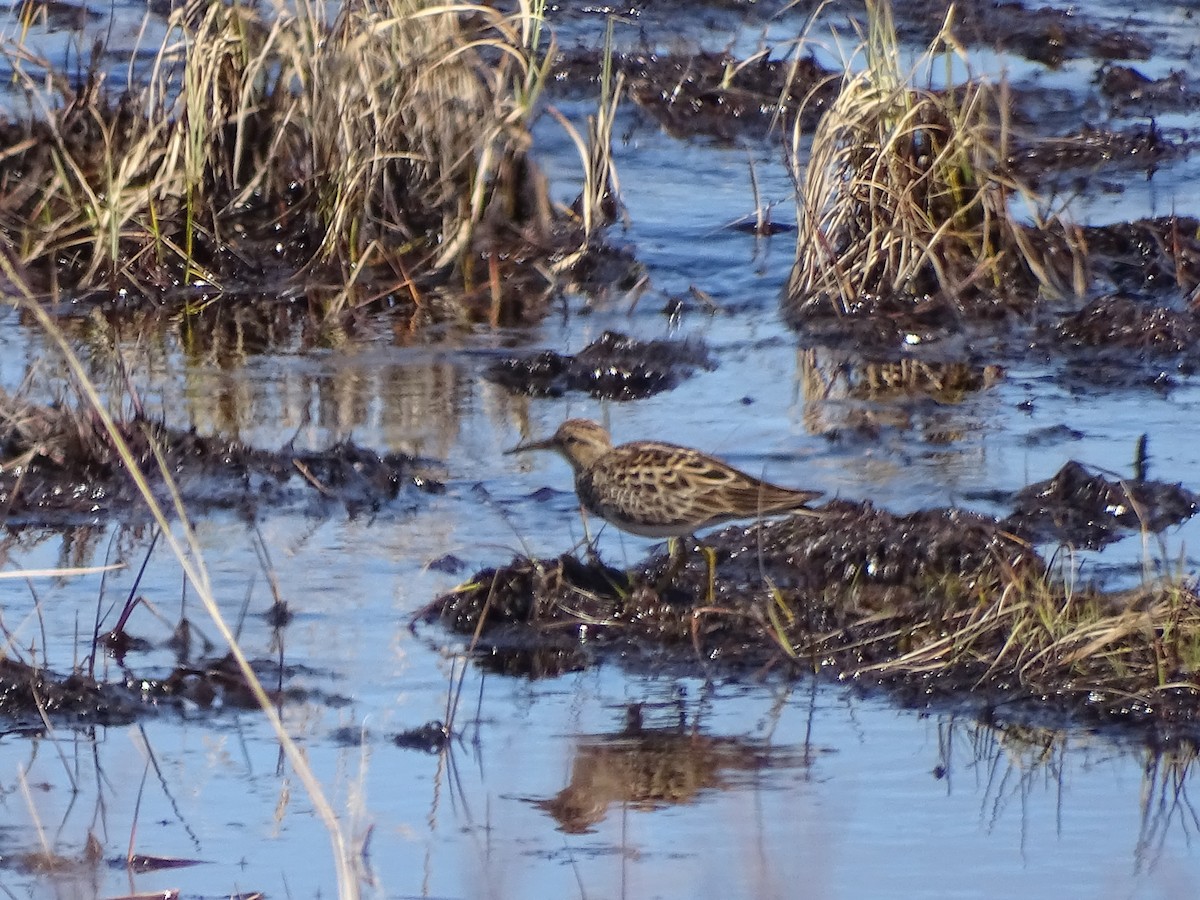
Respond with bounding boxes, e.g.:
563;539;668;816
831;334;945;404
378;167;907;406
672;449;821;517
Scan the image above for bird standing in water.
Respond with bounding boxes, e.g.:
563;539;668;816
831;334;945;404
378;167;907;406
507;418;822;587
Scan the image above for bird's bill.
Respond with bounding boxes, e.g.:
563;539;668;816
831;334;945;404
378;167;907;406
504;435;558;455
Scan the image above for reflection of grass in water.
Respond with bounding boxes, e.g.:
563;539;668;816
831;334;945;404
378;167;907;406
940;715;1200;873
12;294;364;899
0;0;604;321
786;0;1086;324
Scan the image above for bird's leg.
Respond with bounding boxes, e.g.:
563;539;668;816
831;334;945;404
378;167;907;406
702;545;718;605
578;505;601;565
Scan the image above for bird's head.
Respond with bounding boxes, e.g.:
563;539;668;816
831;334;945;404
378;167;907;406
506;418;613;472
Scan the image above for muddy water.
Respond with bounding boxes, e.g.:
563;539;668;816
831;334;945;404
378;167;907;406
5;3;1200;900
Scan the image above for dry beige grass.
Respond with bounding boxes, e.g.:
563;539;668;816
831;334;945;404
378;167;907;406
0;0;581;319
785;0;1086;326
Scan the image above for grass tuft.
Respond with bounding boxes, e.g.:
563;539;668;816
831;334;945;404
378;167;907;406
785;0;1086;329
0;0;599;323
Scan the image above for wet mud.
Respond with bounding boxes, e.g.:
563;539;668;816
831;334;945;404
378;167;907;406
1055;297;1200;356
428;501;1026;647
1010;124;1194;191
485;330;716;400
1084;216;1200;300
1098;65;1200;115
0;650;325;729
0;389;441;525
1005;460;1199;549
553;47;838;141
878;0;1149;66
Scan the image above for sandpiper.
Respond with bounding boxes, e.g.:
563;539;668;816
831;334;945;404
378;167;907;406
506;419;822;561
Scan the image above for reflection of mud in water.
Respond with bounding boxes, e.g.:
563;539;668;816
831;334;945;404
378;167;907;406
536;705;809;833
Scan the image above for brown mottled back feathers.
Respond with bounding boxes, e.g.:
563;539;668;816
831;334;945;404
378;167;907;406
575;440;821;538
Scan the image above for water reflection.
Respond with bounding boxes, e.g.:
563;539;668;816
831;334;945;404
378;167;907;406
1138;743;1200;874
8;315;474;458
537;702;811;834
936;715;1200;877
797;347;1001;444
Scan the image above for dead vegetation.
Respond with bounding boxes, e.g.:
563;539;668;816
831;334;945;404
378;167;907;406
0;0;615;323
785;1;1085;340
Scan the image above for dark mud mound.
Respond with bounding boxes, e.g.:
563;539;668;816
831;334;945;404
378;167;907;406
1099;65;1200;115
427;500;1033;661
0;652;329;729
1005;460;1198;549
893;0;1150;66
485;330;715;400
1084;216;1200;299
1055;297;1200;354
427;496;1200;734
0;656;144;727
0;390;440;525
1010;123;1191;190
794;213;1200;358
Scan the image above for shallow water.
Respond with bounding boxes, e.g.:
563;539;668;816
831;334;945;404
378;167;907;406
5;0;1200;897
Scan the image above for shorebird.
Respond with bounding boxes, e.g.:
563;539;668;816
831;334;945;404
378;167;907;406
507;419;822;586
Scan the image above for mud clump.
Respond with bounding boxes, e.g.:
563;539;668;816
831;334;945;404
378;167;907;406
1005;460;1198;549
1084;216;1200;299
0;656;144;726
1009;123;1190;189
0;390;441;526
426;500;1037;664
893;0;1151;66
0;651;317;728
1055;297;1200;355
553;48;838;141
392;720;451;753
486;330;716;400
1098;65;1200;114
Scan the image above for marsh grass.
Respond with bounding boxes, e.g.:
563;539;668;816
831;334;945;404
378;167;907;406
786;0;1086;327
840;563;1200;715
0;0;591;322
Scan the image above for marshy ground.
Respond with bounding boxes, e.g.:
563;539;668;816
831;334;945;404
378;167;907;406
4;0;1200;896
